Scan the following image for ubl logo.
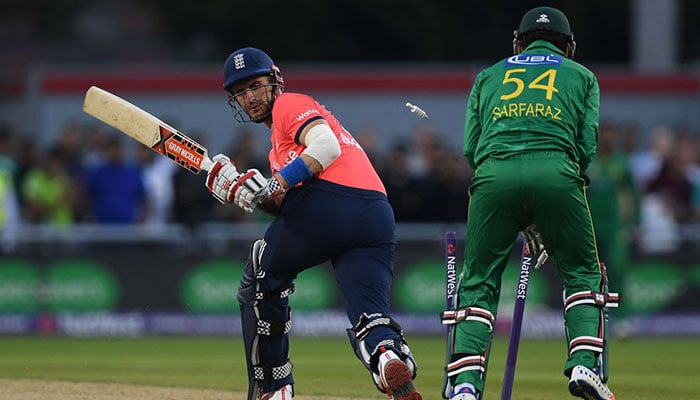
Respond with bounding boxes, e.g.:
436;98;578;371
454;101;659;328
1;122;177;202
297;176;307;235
506;54;561;66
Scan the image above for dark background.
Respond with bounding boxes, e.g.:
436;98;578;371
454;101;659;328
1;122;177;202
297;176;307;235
4;0;700;67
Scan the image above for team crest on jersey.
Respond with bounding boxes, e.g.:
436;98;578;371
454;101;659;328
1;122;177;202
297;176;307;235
505;54;562;66
233;53;245;70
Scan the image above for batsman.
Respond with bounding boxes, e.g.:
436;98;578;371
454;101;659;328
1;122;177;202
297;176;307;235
444;6;618;400
204;47;422;400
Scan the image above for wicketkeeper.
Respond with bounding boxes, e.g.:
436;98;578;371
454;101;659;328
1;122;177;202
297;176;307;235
444;6;618;400
204;47;421;400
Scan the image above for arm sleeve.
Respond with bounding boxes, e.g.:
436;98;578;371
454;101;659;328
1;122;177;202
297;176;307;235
301;123;341;169
575;74;600;172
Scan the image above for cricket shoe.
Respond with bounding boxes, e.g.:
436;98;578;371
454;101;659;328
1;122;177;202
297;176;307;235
259;384;293;400
450;393;477;400
378;349;422;400
568;365;615;400
450;383;477;400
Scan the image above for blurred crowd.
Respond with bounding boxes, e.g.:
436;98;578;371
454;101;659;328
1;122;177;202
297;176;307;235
1;118;699;255
0;120;471;230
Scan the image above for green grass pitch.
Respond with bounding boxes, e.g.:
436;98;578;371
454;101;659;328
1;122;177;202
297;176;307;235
0;336;698;399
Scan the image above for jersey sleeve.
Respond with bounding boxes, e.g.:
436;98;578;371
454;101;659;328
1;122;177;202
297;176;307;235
272;94;324;145
464;73;483;170
575;74;600;172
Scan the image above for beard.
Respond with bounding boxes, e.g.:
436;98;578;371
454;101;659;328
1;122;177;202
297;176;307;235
246;100;273;123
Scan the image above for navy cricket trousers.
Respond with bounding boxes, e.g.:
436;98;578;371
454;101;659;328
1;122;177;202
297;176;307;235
252;178;400;385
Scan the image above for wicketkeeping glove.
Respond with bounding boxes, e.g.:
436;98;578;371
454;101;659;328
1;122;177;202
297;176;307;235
523;224;545;255
205;154;241;204
232;169;285;213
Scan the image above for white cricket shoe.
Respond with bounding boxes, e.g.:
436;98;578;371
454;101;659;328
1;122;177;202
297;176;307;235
378;349;422;400
259;384;293;400
568;365;615;400
450;383;477;400
450;393;477;400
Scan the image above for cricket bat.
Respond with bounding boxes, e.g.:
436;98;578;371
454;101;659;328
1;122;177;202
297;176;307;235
82;86;214;174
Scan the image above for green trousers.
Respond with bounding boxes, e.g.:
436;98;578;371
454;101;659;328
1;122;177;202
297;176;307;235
453;151;604;393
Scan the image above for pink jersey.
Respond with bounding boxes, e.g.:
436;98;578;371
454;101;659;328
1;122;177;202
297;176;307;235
269;92;386;194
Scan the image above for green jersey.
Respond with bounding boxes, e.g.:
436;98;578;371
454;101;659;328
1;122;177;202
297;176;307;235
464;40;600;172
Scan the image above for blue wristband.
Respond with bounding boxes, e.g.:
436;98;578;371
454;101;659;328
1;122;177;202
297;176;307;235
279;157;313;187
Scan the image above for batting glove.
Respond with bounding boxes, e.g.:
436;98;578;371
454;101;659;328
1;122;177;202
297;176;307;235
205;154;241;204
232;169;285;213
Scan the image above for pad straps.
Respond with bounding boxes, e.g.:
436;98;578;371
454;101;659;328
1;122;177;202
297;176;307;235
564;290;619;357
564;290;619;312
351;312;404;341
255;285;295;300
254;360;293;382
568;335;604;355
440;306;495;331
256;308;292;337
446;353;487;377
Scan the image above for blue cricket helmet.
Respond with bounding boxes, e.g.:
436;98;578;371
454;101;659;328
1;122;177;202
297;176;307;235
223;47;284;90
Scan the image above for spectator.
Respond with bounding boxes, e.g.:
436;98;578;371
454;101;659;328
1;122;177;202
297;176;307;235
171;134;216;229
383;142;426;221
54;120;92;222
0;125;15;173
85;137;146;224
628;124;674;189
639;133;694;253
0;169;19;253
21;147;74;225
54;119;86;177
418;134;470;222
646;136;694;224
426;151;470;222
586;120;640;318
136;146;177;227
13;137;39;207
690;136;700;222
226;128;268;172
354;126;384;170
619;120;641;156
221;128;271;223
0;126;20;252
406;122;441;178
82;123;111;168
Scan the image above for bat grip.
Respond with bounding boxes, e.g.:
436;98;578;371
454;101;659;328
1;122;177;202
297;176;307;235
200;157;214;172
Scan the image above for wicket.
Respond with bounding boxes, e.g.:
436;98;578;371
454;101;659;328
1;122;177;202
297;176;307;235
501;234;548;400
442;231;457;399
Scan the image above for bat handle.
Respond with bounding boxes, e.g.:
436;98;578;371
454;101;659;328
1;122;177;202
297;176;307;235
200;157;214;173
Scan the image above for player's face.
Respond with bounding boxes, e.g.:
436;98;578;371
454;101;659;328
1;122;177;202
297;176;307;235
229;76;274;121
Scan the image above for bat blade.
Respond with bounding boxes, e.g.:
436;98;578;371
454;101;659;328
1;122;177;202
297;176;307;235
83;86;213;174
